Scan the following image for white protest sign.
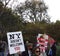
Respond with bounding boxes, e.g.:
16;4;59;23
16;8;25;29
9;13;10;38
7;31;25;54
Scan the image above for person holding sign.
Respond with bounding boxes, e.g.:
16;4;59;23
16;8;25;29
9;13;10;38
22;43;33;56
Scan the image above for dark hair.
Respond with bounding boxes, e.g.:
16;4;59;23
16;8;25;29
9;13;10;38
33;46;41;55
33;46;40;52
26;43;33;47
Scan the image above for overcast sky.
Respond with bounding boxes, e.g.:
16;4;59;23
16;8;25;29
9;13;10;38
9;0;60;22
44;0;60;22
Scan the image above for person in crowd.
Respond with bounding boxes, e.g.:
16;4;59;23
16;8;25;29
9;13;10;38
33;46;43;56
48;37;56;56
0;40;6;56
22;42;33;56
51;42;56;56
48;48;52;56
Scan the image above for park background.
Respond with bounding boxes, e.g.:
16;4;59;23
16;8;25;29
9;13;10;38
0;0;60;56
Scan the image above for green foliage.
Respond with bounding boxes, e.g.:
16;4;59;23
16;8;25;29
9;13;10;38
46;21;60;42
22;22;48;43
0;0;60;43
0;2;23;41
22;21;60;43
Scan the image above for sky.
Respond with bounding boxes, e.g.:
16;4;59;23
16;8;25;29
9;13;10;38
9;0;60;22
44;0;60;22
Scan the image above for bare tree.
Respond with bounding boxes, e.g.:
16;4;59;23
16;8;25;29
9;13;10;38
0;0;17;16
15;0;50;23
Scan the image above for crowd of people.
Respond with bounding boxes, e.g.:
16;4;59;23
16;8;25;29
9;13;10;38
0;33;56;56
0;39;56;56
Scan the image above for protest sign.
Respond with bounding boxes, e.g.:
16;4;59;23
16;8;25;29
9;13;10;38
37;34;48;52
7;31;25;54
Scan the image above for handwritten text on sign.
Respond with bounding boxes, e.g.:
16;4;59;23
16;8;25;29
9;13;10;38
7;31;25;54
